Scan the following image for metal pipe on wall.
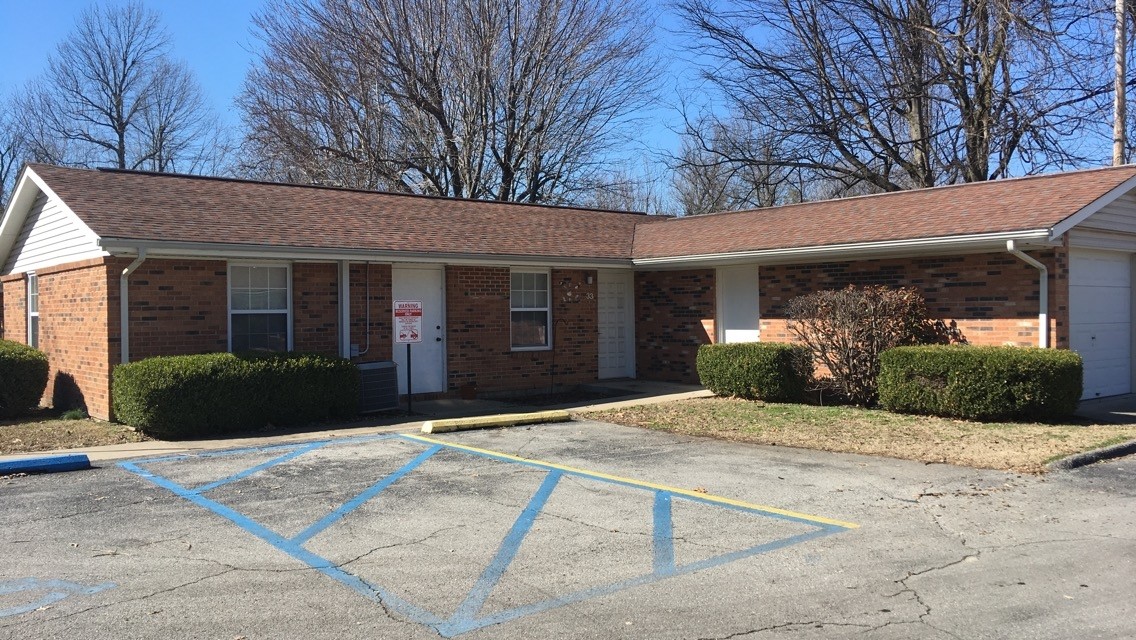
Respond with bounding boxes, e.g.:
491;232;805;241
1006;240;1049;349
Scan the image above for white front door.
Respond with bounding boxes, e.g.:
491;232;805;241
598;270;635;379
1070;249;1132;399
716;265;760;343
392;265;446;394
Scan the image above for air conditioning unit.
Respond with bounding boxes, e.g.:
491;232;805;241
358;361;399;412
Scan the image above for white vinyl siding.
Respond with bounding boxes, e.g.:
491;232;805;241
228;264;292;352
3;193;105;274
510;269;551;350
1080;191;1136;235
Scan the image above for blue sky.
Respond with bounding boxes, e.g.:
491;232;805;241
1;1;279;127
0;0;694;167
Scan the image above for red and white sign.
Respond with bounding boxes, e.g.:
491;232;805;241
393;300;423;344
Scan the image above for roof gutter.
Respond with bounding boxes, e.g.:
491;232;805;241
1006;240;1048;348
95;238;633;269
120;249;148;365
632;229;1053;267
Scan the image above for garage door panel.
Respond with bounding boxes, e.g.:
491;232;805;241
1072;323;1131;351
1083;362;1130;398
1070;252;1131;286
1069;249;1132;399
1069;289;1130;322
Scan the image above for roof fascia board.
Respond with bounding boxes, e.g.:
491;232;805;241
632;229;1054;268
0;166;104;273
1049;173;1136;239
0;168;44;271
96;238;634;269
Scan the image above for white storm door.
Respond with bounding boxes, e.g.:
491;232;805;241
717;265;760;343
598;270;635;379
392;266;446;394
1070;249;1132;399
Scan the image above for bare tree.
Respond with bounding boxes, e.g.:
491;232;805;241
14;1;227;173
580;158;672;213
239;0;658;202
0;96;28;208
676;0;1112;193
672;116;814;214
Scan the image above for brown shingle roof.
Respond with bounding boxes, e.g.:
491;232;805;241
631;165;1136;259
26;163;1136;263
30;164;646;261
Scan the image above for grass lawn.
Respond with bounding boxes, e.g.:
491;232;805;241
1;411;148;456
588;397;1136;473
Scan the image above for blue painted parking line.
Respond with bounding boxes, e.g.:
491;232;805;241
118;456;444;626
0;578;116;618
450;469;563;628
120;433;856;637
192;440;330;494
290;444;442;546
653;492;675;576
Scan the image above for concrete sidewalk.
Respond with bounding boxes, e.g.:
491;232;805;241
0;380;711;464
1076;393;1136;425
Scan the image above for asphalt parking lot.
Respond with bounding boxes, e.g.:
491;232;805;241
1;420;1133;639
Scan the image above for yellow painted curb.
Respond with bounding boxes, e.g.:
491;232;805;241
405;433;859;529
421;410;571;434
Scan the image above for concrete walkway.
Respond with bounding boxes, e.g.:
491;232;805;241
0;380;711;464
1076;393;1136;425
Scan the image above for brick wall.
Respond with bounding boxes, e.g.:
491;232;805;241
349;263;393;362
635;269;716;383
122;259;229;360
445;266;598;394
758;248;1070;348
293;262;339;355
1;273;27;343
29;259;116;419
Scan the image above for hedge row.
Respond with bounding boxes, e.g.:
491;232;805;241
0;340;49;419
696;342;813;402
878;346;1082;420
113;352;359;439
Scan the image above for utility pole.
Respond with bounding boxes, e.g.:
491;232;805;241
1116;0;1128;165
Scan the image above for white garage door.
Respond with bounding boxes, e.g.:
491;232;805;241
1070;249;1132;399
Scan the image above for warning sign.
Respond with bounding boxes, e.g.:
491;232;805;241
393;300;423;344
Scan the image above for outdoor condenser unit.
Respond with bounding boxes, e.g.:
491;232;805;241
358;361;399;412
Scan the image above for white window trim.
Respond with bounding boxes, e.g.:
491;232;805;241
27;272;39;348
510;267;553;352
227;262;293;352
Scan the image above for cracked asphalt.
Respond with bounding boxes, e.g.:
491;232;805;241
1;420;1133;639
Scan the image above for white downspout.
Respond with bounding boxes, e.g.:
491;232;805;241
120;249;148;364
338;260;351;358
1006;240;1048;348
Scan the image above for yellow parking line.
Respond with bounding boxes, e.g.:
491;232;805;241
403;433;859;529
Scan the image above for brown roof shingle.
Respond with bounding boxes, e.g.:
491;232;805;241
26;163;1136;263
631;165;1136;259
30;164;646;261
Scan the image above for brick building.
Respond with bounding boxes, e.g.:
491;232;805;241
2;164;1135;420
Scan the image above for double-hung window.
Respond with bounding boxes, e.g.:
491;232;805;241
229;264;290;352
511;270;551;350
27;273;39;348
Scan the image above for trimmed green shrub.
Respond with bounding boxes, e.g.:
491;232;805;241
697;342;814;402
878;346;1082;421
0;340;50;419
113;352;359;439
